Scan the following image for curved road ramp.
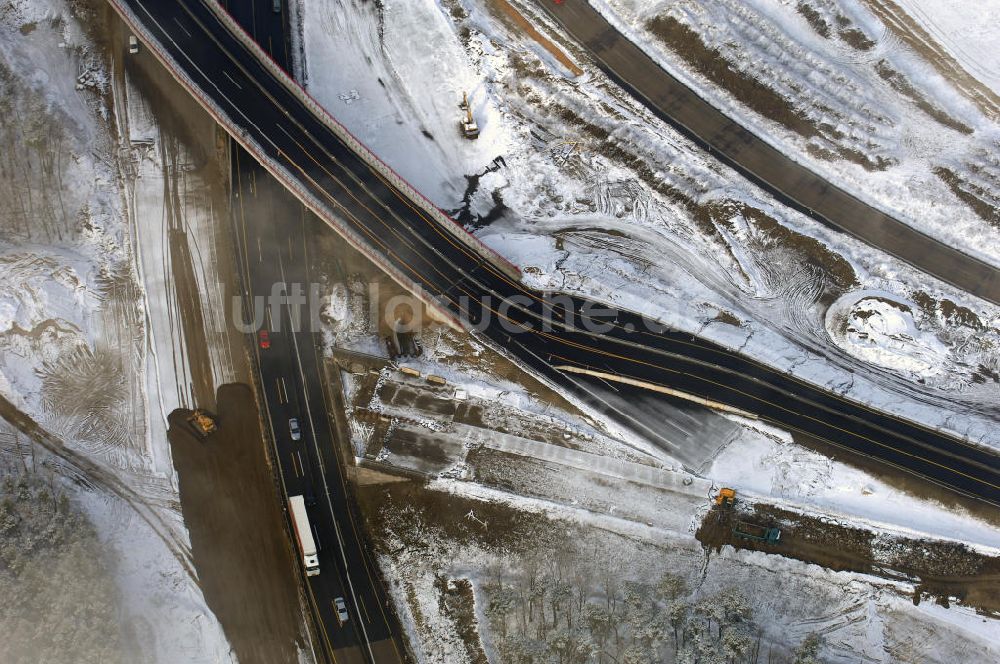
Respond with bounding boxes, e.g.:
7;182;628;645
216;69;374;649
536;0;1000;306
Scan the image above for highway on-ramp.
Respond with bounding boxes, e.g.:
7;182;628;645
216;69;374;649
535;0;1000;306
109;4;1000;622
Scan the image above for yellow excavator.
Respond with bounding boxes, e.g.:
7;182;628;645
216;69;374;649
187;409;218;438
460;91;479;139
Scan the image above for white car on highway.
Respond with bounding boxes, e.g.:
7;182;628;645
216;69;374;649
334;597;349;625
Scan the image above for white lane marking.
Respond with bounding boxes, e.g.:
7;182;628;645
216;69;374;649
296;451;304;477
172;16;192;38
133;3;280;152
223;70;243;90
277;251;377;661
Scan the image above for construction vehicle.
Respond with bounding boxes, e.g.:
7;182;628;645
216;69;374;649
459;91;479;139
733;521;781;544
186;409;217;438
387;320;421;358
715;487;736;507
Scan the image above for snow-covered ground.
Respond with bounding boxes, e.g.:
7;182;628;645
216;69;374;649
299;0;515;208
112;43;242;469
374;475;1000;664
708;417;1000;553
300;0;1000;453
592;0;1000;265
893;0;1000;97
0;2;233;661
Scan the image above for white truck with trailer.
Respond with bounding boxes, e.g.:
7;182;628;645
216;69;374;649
289;495;320;576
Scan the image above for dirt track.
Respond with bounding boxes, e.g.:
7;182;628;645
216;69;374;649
168;383;307;664
697;502;1000;615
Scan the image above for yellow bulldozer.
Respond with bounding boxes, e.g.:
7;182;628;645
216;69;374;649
187;409;218;439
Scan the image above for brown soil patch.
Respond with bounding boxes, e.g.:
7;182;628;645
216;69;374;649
697;502;1000;615
713;310;743;326
168;383;307;664
712;201;859;302
934;167;1000;229
357;479;550;556
434;577;489;664
875;61;973;134
485;0;583;76
646;15;819;140
838;27;876;51
796;3;831;38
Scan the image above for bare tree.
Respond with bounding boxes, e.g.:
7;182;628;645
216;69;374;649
793;632;824;664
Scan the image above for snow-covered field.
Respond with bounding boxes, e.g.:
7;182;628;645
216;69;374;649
708;417;1000;552
372;475;1000;664
300;0;1000;454
112;40;242;467
593;0;1000;265
891;0;1000;103
0;1;233;660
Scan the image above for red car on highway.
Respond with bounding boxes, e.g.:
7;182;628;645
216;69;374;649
258;329;270;349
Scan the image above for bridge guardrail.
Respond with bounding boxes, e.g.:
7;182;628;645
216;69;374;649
204;0;522;284
107;0;467;330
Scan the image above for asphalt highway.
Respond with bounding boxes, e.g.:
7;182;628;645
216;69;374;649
113;0;999;587
221;2;403;663
535;0;1000;306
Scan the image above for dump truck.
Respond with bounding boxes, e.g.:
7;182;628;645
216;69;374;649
715;487;736;507
733;521;781;544
289;495;320;577
186;409;217;438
